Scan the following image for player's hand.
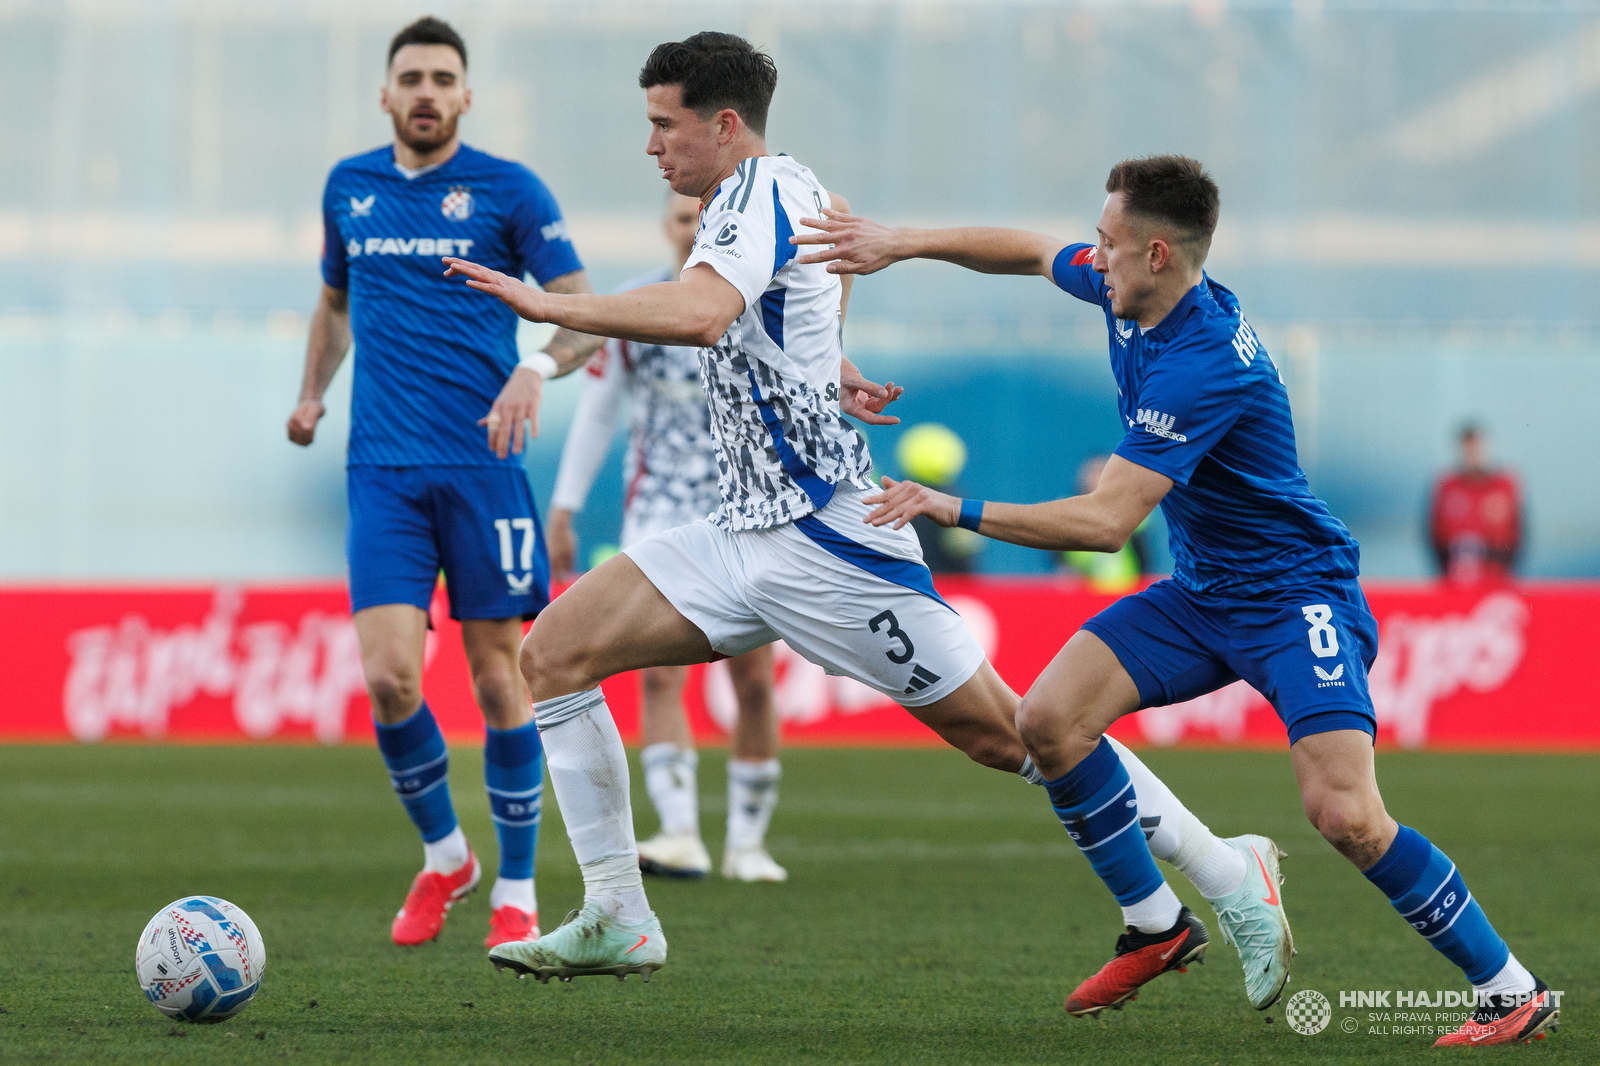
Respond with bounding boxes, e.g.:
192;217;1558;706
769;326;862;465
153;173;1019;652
442;257;551;322
481;366;543;458
791;207;906;276
546;508;578;583
287;399;325;446
840;357;903;425
864;475;959;530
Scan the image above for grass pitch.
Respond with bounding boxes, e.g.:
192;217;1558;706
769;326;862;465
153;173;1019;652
0;744;1590;1065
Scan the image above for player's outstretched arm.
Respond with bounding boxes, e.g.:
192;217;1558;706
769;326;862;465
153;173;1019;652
791;208;1068;278
863;455;1172;553
443;257;743;348
287;285;351;446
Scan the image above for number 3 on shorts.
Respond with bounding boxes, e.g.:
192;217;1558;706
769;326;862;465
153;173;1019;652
1300;604;1339;659
869;609;915;665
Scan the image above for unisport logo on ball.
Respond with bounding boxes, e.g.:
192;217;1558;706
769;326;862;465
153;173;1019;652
1284;989;1332;1035
135;896;266;1024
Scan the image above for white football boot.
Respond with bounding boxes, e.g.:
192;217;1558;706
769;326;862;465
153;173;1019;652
636;832;712;879
721;845;788;883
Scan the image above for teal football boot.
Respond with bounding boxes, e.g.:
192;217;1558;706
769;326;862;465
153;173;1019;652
1209;834;1295;1010
489;901;666;983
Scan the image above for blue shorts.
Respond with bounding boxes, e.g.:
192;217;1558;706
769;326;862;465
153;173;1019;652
346;466;549;621
1082;577;1379;745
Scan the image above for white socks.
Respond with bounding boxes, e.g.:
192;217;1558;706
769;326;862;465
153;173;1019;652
1475;953;1536;999
1122;883;1183;933
1105;736;1246;901
641;742;701;837
726;758;781;852
532;689;652;924
490;877;535;913
423;826;471;874
1180;814;1248;899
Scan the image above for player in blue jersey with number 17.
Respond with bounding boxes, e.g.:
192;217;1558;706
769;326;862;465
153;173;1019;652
286;17;604;951
796;156;1558;1046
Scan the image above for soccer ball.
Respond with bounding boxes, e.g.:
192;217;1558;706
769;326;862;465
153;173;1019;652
135;896;266;1023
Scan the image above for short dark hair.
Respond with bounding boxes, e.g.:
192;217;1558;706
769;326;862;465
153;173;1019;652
1105;155;1220;261
1459;421;1483;442
388;16;467;70
638;32;777;136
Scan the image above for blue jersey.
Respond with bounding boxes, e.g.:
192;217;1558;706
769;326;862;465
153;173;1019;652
1050;244;1360;597
321;143;583;467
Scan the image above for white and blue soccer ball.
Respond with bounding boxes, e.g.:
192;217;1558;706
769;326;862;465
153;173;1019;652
135;896;266;1023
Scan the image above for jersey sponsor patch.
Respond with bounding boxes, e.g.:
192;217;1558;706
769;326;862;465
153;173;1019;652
1134;408;1187;442
1070;245;1095;267
345;236;475;258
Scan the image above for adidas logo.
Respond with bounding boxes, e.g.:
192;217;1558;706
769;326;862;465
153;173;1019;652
1314;663;1346;687
902;663;942;695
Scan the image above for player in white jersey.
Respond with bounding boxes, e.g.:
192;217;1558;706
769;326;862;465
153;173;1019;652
442;33;1289;1001
548;191;788;883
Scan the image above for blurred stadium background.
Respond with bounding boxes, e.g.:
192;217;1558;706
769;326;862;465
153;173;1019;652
6;0;1600;581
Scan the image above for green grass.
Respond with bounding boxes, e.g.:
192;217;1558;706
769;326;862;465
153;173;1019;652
0;745;1591;1065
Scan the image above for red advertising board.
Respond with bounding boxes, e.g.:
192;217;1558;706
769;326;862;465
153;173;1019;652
2;579;1593;750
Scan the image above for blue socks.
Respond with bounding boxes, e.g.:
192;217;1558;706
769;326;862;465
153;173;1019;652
1043;737;1166;907
484;721;544;881
1364;824;1510;984
373;703;458;844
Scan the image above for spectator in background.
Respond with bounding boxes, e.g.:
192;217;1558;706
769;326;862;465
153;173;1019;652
1062;454;1150;593
1428;422;1523;585
896;424;983;573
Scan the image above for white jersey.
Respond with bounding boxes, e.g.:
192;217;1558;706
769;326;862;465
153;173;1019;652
684;154;875;532
550;268;720;542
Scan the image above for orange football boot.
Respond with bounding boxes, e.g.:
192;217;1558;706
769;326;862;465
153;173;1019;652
391;850;481;946
484;906;539;949
1065;906;1209;1017
1434;978;1559;1047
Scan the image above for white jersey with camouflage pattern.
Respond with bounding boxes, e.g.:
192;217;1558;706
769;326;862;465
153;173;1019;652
685;154;875;531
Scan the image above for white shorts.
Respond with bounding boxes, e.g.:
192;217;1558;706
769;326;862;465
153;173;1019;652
623;487;985;708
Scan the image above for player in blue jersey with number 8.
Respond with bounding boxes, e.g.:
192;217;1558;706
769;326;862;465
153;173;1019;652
286;17;605;952
794;156;1558;1046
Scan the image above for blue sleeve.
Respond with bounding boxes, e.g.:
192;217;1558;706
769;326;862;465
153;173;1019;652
1113;340;1243;486
507;168;584;286
1049;243;1108;306
320;172;348;290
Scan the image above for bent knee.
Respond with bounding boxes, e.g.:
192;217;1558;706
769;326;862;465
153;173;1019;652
365;668;421;718
519;626;601;700
1305;790;1387;851
640;666;686;700
472;666;522;715
1016;691;1090;750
